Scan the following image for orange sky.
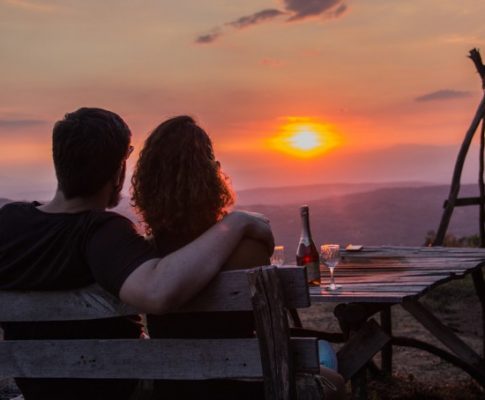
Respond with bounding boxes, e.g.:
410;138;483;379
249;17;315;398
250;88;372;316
1;0;485;199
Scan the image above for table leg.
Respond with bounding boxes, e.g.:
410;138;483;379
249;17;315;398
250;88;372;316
402;297;485;384
334;304;368;400
334;303;393;399
380;307;393;376
351;370;367;400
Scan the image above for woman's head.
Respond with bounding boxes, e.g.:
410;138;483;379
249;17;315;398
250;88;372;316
131;115;235;250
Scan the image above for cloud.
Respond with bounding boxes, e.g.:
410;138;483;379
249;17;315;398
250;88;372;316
284;0;347;21
195;31;222;44
195;0;348;44
415;90;472;102
227;9;285;29
0;119;47;129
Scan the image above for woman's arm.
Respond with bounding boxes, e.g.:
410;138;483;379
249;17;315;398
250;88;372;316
119;211;274;314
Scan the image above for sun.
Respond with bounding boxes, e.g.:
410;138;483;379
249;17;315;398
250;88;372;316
289;131;321;151
268;118;340;158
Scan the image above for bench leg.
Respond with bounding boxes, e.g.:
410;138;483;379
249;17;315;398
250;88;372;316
380;307;393;376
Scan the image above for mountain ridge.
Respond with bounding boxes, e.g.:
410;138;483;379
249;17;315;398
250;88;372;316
237;184;479;253
235;181;438;206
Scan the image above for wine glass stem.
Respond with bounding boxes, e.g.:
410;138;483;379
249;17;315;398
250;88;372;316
329;267;336;290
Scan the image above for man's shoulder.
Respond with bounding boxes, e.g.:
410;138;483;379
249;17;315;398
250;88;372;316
0;198;16;209
0;202;134;230
0;201;36;214
86;209;140;236
89;209;134;225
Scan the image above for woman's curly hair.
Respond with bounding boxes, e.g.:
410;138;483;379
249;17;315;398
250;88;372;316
131;115;235;253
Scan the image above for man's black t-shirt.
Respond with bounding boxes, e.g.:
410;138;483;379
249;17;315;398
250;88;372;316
0;201;156;295
0;201;157;400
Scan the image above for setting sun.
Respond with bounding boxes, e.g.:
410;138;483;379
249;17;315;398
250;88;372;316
289;131;320;151
268;118;341;158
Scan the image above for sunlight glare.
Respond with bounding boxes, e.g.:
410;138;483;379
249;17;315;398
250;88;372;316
268;117;341;158
289;131;321;151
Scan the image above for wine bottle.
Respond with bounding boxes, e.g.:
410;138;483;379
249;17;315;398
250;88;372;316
296;205;320;286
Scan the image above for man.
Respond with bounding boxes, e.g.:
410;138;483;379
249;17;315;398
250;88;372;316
0;107;274;400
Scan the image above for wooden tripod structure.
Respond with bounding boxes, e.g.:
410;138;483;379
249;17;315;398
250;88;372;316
433;48;485;355
434;49;485;246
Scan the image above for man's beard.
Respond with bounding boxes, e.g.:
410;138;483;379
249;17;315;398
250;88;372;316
107;163;126;209
107;187;122;209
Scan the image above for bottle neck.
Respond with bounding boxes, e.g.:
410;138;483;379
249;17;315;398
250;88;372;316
300;210;313;245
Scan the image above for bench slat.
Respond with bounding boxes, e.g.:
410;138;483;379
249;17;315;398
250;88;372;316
0;266;310;321
0;337;318;379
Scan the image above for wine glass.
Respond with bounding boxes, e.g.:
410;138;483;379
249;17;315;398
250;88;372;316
320;244;341;290
271;245;285;266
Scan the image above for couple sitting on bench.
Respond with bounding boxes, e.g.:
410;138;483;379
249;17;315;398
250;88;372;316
0;108;344;400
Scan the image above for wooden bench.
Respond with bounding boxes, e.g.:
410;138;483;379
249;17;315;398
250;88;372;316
0;266;330;400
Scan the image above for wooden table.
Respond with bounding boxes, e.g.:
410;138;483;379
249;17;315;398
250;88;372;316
308;246;485;397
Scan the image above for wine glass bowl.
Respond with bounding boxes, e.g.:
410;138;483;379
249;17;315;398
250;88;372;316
271;245;285;266
320;244;341;290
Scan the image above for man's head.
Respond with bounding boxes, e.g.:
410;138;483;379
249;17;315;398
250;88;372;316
52;107;132;207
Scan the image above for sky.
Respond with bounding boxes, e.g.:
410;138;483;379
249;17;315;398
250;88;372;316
1;0;485;199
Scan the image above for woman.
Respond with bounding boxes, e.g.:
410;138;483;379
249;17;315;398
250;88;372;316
131;115;265;260
131;116;344;399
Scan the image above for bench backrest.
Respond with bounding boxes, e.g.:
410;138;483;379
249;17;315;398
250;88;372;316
0;265;319;400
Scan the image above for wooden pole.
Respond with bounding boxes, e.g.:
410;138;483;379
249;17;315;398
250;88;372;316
469;48;485;90
434;96;485;245
480;119;485;247
434;48;485;245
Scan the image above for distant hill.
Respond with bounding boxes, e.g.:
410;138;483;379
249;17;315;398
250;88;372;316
235;181;434;206
238;184;480;254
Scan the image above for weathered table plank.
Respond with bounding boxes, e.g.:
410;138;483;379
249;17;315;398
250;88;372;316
311;246;485;304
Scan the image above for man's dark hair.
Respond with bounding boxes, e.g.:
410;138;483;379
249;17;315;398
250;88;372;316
52;107;131;199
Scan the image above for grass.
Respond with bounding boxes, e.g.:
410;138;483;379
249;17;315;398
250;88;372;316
367;374;484;400
423;271;479;311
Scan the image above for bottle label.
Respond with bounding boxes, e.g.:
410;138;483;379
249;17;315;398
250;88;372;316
305;261;320;284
